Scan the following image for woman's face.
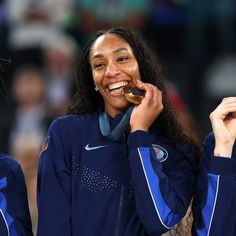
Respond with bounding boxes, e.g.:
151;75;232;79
89;33;141;117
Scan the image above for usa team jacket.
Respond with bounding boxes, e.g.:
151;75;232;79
37;113;197;236
192;133;236;236
0;152;33;236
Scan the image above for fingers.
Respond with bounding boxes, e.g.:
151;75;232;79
136;81;163;107
221;97;236;112
129;81;163;131
220;97;236;109
222;97;236;103
210;97;236;120
210;96;236;138
152;87;164;112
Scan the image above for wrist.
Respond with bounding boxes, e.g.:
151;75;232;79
214;142;234;158
130;125;148;132
130;119;150;132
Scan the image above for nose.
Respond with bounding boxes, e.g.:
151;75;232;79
105;62;120;78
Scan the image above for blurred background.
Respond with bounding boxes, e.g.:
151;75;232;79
0;0;236;233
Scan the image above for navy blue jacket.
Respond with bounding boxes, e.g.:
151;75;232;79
37;113;197;236
192;133;236;236
0;152;33;236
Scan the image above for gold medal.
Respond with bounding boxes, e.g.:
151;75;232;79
123;85;144;105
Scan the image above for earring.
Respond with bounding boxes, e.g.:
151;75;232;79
95;87;98;91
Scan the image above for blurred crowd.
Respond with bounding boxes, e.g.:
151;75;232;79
0;0;236;234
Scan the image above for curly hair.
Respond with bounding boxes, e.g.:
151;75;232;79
67;26;200;235
0;58;10;96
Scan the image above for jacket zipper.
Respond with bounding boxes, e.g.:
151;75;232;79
114;184;125;236
114;134;128;236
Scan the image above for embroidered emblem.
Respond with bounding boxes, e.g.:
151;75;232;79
85;144;107;151
152;144;168;162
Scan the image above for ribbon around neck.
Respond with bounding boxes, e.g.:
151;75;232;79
99;105;134;141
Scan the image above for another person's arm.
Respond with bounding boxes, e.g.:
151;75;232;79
192;97;236;236
0;156;33;235
210;97;236;157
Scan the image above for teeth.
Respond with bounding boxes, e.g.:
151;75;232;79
108;81;128;91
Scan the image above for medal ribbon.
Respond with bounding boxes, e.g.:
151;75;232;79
99;105;134;141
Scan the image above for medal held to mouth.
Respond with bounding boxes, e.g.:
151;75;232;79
123;85;144;105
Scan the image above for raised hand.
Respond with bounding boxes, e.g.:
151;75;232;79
209;97;236;158
130;81;163;132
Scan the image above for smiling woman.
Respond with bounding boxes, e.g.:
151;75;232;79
37;27;200;236
89;33;142;117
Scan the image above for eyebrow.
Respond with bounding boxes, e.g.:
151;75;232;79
91;47;128;60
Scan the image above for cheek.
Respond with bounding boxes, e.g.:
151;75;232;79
92;71;101;85
128;63;141;80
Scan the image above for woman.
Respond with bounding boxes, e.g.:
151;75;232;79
0;58;33;235
192;97;236;236
37;27;199;236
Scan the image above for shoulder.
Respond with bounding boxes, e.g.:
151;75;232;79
51;113;98;127
0;152;21;173
43;113;99;149
48;113;98;132
0;153;23;181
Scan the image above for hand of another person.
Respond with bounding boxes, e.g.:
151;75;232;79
130;80;163;132
209;97;236;158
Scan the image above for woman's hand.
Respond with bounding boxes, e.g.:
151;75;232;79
209;97;236;158
130;81;163;132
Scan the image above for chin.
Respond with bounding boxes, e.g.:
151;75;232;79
106;104;129;117
116;103;131;113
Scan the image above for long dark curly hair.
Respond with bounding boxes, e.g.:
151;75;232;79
68;26;200;235
0;58;11;96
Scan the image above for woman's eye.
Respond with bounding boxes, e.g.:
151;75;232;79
94;63;104;69
117;57;128;62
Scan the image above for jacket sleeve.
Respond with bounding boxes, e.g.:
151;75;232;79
192;133;236;236
0;160;33;236
127;130;197;235
37;119;71;236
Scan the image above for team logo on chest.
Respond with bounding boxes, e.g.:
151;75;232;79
152;144;168;162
